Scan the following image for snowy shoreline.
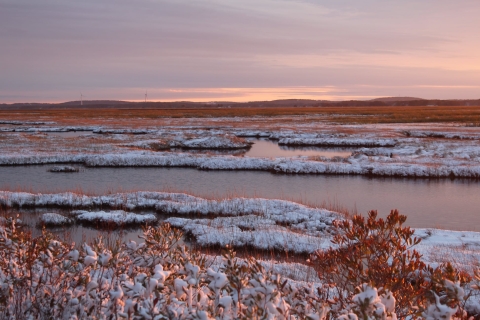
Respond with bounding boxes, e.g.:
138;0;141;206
1;152;480;178
3;190;480;257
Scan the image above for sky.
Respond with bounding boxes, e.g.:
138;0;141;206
1;0;480;103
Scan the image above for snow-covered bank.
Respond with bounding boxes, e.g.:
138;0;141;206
73;210;157;226
41;210;156;227
3;150;480;178
8;189;480;257
92;128;155;134
48;165;80;172
3;121;480;178
5;190;480;260
235;130;397;147
278;137;397;147
40;212;73;226
126;135;252;150
1;191;340;253
0;120;56;125
415;228;480;273
167;216;327;253
401;130;480;140
0;191;339;228
0;126;98;132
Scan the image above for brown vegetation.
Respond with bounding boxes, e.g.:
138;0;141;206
311;210;471;318
1;105;480;125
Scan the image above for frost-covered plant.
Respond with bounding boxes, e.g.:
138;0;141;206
197;246;329;319
421;262;471;319
0;219;329;319
0;215;475;319
311;210;468;318
336;284;397;320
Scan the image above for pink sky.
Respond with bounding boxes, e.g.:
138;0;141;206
1;0;480;103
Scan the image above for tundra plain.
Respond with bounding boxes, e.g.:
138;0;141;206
2;104;480;318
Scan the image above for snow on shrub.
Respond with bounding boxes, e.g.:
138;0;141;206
0;218;475;319
0;219;328;319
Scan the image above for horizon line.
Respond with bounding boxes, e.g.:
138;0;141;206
2;96;459;105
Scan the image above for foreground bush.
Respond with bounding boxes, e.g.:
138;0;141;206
0;217;472;319
312;210;470;319
0;219;329;319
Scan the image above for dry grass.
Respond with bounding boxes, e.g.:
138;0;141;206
2;105;480;125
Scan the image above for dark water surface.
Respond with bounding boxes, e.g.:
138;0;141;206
1;165;479;231
6;207;145;246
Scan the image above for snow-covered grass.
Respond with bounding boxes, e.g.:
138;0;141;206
401;130;480;140
167;216;327;254
0;191;340;225
8;189;480;265
2;121;480;178
48;165;80;172
278;136;397;147
40;212;74;226
3;149;480;178
40;210;156;227
415;228;480;273
126;135;252;151
0;126;98;132
73;209;157;226
0;190;340;254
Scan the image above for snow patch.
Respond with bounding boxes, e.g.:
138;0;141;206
40;213;73;226
73;210;157;226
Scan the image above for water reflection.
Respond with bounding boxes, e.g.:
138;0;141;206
244;139;352;158
3;207;145;246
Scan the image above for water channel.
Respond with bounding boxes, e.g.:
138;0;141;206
1;165;479;231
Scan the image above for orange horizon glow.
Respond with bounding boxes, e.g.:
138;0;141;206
3;85;480;105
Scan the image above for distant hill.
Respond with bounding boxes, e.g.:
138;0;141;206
59;100;131;106
370;97;425;102
1;98;480;110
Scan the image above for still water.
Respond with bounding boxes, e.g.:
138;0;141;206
165;139;353;157
1;165;479;231
244;139;352;158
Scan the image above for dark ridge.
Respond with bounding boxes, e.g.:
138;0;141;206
1;98;480;110
370;97;425;102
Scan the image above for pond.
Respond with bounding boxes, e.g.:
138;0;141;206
1;165;479;231
244;139;352;158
